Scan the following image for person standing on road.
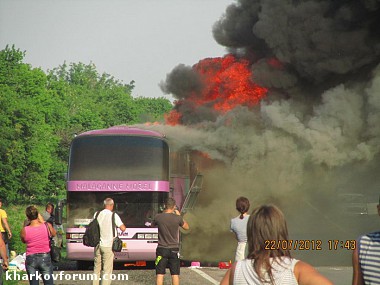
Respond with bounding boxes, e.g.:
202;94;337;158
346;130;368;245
93;198;126;285
0;231;9;285
352;197;380;285
221;204;333;285
152;197;189;285
230;197;250;262
41;202;55;225
41;202;63;249
21;205;56;285
0;198;12;257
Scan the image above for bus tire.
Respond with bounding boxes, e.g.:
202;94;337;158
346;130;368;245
77;260;92;270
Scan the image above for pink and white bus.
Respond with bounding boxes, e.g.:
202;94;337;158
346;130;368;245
61;126;201;268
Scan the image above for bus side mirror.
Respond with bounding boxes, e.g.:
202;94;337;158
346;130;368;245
55;199;66;225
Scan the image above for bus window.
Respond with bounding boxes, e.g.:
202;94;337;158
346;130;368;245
69;136;169;181
66;191;167;228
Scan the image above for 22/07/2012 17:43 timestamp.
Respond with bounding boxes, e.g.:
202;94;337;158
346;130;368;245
264;239;356;251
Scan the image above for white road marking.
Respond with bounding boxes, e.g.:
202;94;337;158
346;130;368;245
190;268;219;284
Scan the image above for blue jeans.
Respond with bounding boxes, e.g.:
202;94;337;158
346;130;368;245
26;253;54;285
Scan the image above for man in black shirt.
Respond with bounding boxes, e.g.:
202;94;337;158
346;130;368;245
152;198;189;285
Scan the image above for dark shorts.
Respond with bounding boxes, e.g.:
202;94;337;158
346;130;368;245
155;247;180;275
1;233;7;244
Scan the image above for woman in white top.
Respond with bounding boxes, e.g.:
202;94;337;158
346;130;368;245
221;204;333;285
230;197;250;261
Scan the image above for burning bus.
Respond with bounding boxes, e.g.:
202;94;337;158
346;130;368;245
56;126;202;268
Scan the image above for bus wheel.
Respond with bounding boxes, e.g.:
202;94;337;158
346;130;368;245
146;261;155;269
77;260;93;270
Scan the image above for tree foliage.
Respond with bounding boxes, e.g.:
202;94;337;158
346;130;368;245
0;45;172;203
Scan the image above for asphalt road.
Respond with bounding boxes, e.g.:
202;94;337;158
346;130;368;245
4;265;352;284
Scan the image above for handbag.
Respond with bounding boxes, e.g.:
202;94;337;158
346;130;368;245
111;212;123;252
112;237;122;252
45;223;61;262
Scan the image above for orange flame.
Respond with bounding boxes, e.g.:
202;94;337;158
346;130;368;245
165;109;182;126
166;54;267;125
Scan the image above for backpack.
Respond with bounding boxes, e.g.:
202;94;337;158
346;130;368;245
83;211;101;247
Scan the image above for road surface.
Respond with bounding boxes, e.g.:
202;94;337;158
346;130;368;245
4;265;352;284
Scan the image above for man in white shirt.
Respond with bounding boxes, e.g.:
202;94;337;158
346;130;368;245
93;198;126;285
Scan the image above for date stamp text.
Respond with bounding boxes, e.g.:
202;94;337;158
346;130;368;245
264;240;356;251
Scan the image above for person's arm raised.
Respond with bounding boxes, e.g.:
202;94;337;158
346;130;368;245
181;220;189;230
174;210;189;230
47;222;57;237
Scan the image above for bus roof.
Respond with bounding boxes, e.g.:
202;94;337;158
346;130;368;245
76;126;165;138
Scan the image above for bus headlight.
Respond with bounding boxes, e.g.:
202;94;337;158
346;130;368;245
136;233;158;239
68;233;84;239
137;234;145;239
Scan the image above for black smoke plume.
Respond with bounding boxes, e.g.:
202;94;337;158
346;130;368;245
147;0;380;264
213;0;380;89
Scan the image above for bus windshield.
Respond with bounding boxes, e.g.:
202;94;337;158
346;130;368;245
67;191;167;228
68;135;169;181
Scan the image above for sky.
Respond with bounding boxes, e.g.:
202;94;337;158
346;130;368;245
0;0;232;101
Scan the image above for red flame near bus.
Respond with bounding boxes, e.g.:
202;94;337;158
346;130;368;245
165;55;268;125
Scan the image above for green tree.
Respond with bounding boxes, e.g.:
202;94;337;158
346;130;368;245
134;97;173;122
47;62;137;128
0;46;63;202
0;45;173;204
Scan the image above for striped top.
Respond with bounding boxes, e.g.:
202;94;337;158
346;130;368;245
233;257;298;285
358;232;380;284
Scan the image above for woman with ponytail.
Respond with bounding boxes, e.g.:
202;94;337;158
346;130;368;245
230;197;250;262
